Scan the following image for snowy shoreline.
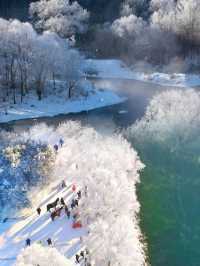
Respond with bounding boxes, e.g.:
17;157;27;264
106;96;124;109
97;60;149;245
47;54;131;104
0;89;126;124
84;59;200;88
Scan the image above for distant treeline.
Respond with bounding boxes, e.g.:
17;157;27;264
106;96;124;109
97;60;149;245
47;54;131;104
0;0;122;22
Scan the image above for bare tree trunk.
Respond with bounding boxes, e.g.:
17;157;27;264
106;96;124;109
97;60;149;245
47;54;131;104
68;81;74;99
24;69;28;94
6;67;9;97
68;84;72;98
52;72;56;90
10;62;16;105
20;85;23;103
36;80;42;101
13;86;16;104
20;72;25;103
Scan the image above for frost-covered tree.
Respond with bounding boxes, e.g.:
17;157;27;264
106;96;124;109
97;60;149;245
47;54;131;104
0;18;83;102
151;0;200;44
29;0;89;38
0;129;55;219
111;14;146;40
9;20;37;101
62;48;83;98
121;0;150;18
15;243;73;266
150;0;175;31
127;89;200;149
174;0;200;44
84;216;145;266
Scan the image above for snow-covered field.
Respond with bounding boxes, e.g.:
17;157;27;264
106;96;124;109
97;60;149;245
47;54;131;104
84;59;200;88
0;87;126;124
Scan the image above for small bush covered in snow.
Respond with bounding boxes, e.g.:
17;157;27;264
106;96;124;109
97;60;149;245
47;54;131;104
15;243;73;266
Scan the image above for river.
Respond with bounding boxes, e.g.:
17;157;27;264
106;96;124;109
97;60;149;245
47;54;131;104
1;78;199;266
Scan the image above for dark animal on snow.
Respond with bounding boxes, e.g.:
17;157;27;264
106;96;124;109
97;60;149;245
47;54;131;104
47;198;59;212
51;206;63;221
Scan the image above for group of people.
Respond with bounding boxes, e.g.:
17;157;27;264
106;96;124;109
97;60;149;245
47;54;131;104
28;180;88;264
36;181;82;221
25;237;52;247
75;249;91;266
53;138;64;153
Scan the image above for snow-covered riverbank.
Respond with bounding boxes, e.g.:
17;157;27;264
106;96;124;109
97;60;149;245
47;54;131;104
84;59;200;88
0;87;126;124
2;57;199;125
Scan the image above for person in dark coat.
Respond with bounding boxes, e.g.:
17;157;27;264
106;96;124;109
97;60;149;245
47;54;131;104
54;144;59;152
80;250;84;258
84;186;88;197
73;213;77;220
60;197;65;206
85;249;89;255
37;207;41;215
65;205;69;213
77;191;81;200
66;210;70;219
74;199;79;207
59;138;64;147
71;199;75;209
26;238;31;246
61;180;66;188
75;254;80;263
47;238;52;246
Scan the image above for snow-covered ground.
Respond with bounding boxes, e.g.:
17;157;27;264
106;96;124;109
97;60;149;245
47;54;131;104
137;72;200;87
84;59;200;88
0;87;126;124
84;59;134;80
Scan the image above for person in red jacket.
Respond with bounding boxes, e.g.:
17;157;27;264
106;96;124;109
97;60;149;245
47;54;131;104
72;184;76;192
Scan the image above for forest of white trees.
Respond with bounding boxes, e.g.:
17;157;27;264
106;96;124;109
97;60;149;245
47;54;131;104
89;0;200;68
0;0;88;105
1;0;200;105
